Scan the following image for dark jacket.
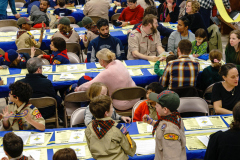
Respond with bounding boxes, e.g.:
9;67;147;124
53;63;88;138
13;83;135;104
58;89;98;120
157;2;180;23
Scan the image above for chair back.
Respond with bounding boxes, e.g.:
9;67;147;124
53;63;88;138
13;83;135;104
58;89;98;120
70;107;86;127
67;52;81;63
66;16;76;24
15;0;26;3
17;48;43;56
178;97;209;117
111;13;121;23
0;48;4;55
29;97;59;128
88;16;101;24
70;24;80;28
66;42;83;62
171;86;199;97
15;2;24;7
111;87;146;100
64;91;90;127
0;19;18;28
0;26;19;32
203;83;215;101
132;100;145;120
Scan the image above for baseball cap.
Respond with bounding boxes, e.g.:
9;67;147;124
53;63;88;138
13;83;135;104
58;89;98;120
82;16;93;26
149;90;180;112
57;17;71;26
4;49;18;63
17;17;34;26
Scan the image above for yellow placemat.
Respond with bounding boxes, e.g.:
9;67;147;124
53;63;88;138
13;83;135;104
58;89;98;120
25;132;53;147
53;73;84;82
95;63;103;69
23;148;48;160
122;30;128;34
0;69;10;76
55;64;86;72
136;122;153;134
21;8;27;12
42;65;53;73
222;115;233;125
110;3;115;7
128;69;143;76
14;76;25;82
55;129;86;144
122;25;134;29
147;69;156;75
20;69;29;75
1;76;7;85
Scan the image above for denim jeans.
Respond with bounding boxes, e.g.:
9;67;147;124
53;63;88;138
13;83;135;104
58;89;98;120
0;14;7;20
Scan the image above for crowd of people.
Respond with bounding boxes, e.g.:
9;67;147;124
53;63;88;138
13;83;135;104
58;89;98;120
0;0;239;159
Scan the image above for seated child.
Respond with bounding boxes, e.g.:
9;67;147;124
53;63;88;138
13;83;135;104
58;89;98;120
0;81;45;131
54;0;73;17
84;82;131;126
38;37;70;65
2;132;34;160
53;148;77;160
15;17;44;49
133;82;164;122
30;5;49;28
154;54;177;77
85;95;136;160
191;28;208;57
114;0;127;13
0;49;34;69
142;90;186;160
78;16;99;48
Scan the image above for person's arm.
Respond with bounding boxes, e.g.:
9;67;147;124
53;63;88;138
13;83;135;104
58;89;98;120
118;10;124;21
159;63;171;88
9;0;20;18
0;106;14;130
119;128;136;157
157;45;165;56
157;24;174;37
167;32;175;53
133;102;144;122
129;7;144;25
195;41;208;56
84;106;94;126
154;60;165;77
38;22;45;44
83;3;89;15
169;6;179;23
24;109;45;131
213;100;232;114
132;50;159;61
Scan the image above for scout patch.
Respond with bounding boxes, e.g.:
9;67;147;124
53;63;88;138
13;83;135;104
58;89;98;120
32;109;40;116
164;133;179;140
130;33;135;37
53;60;61;64
36;113;42;119
121;126;127;134
84;34;88;41
161;123;167;130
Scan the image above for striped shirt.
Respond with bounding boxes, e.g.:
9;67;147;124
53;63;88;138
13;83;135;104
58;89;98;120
160;55;200;89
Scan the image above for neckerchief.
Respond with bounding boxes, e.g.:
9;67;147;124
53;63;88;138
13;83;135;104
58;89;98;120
17;155;28;160
152;111;181;136
136;24;153;41
12;103;29;130
60;30;73;38
89;25;99;35
50;49;69;64
92;120;115;139
17;31;27;39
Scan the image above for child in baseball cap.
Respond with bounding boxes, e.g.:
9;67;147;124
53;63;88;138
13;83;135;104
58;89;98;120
142;90;186;160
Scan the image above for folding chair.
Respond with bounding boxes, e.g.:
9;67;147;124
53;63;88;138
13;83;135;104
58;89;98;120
64;91;90;127
132;100;145;121
0;26;19;32
66;42;83;62
17;48;43;56
15;2;24;7
111;13;121;24
67;52;81;63
15;0;26;3
0;19;18;28
111;87;146;116
70;107;86;127
29;97;59;128
178;97;209;117
203;83;217;115
0;48;4;55
66;16;76;24
88;16;101;24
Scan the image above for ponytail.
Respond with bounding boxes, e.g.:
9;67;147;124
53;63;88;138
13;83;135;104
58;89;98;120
209;49;222;70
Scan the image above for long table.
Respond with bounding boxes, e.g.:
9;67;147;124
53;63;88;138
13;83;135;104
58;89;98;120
0;114;232;160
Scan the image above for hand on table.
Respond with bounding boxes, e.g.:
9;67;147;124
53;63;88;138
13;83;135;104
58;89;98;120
120;22;128;27
149;56;159;62
14;13;20;19
193;54;199;58
158;56;166;61
121;116;131;123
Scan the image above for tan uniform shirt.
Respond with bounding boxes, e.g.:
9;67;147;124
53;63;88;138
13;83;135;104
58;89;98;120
82;30;98;48
0;102;45;131
46;12;58;29
15;29;41;49
155;120;186;160
83;0;111;20
10;154;34;160
85;117;136;160
52;30;80;43
128;26;162;60
137;0;156;10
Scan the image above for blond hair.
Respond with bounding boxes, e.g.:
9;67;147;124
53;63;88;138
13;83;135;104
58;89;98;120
209;49;222;70
87;82;109;100
186;0;200;13
96;48;116;63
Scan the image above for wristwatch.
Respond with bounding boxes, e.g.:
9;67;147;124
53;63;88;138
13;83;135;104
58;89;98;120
128;21;130;25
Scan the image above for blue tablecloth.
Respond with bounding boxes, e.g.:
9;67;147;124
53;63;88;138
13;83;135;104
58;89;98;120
0;114;231;160
0;60;158;98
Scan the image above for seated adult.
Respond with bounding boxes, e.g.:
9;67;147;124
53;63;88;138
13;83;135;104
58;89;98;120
225;30;240;72
212;63;240;114
137;0;156;10
0;0;20;20
87;19;124;62
83;0;110;20
118;0;144;27
168;16;195;55
75;48;138;110
113;0;127;13
204;103;240;160
157;0;179;23
160;39;200;89
52;17;80;43
185;0;207;34
23;0;40;14
132;6;174;37
128;14;165;61
39;0;58;29
18;57;62;119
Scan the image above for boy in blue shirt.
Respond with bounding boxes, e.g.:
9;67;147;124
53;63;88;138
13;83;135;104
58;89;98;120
54;0;73;17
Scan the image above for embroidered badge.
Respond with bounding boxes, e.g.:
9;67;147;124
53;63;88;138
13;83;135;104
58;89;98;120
32;109;40;116
130;33;135;37
53;60;61;64
36;113;42;119
121;126;127;134
84;34;88;41
161;123;167;130
164;133;179;140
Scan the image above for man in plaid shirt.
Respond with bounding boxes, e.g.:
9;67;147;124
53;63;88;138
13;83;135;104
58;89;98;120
160;39;200;89
197;0;231;28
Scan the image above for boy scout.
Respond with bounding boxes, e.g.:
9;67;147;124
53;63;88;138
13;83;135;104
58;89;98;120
15;17;44;49
143;90;186;160
128;14;165;62
85;95;136;160
0;82;45;131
